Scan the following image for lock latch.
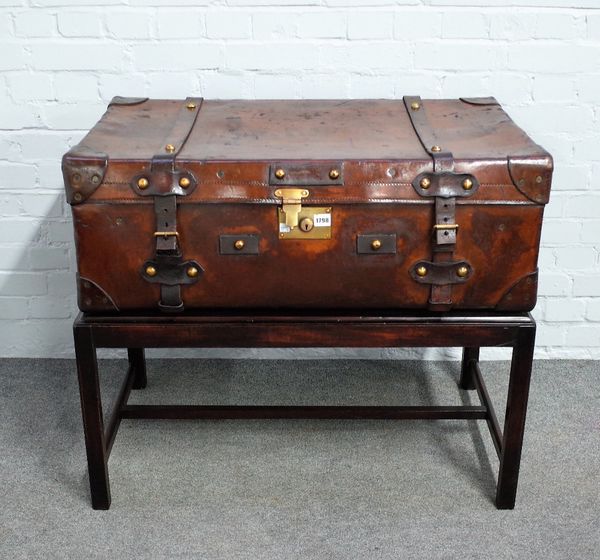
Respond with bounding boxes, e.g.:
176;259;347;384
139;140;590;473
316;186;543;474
274;188;309;229
274;188;331;240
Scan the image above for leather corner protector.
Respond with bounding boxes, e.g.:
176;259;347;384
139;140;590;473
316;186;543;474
459;97;499;106
508;155;553;205
78;275;119;311
496;270;538;311
62;146;108;205
131;169;198;197
108;96;149;107
410;260;473;285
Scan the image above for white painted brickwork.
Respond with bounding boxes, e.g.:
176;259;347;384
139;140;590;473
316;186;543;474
1;1;599;359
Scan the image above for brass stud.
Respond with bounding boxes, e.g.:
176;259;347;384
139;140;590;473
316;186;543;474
145;265;157;277
274;168;286;180
73;192;83;203
91;174;100;185
535;175;543;184
301;189;309;196
410;101;420;111
420;177;431;189
457;266;469;278
431;145;442;153
416;266;427;277
179;177;191;188
462;178;473;190
371;239;382;251
165;144;176;153
72;173;81;184
137;177;149;189
274;189;282;197
234;239;245;250
186;266;199;278
186;102;196;110
329;168;340;180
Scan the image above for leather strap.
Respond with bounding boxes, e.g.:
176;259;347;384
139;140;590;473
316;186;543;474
404;96;458;311
147;98;203;312
153;196;182;311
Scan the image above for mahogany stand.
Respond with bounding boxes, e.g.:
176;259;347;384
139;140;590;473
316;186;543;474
73;310;536;510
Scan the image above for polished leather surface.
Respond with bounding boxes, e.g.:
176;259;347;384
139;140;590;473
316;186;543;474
64;98;552;312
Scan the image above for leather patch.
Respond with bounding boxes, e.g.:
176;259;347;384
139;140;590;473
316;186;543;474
108;96;149;107
357;234;396;254
269;162;344;186
141;258;202;285
62;145;108;205
508;156;553;205
219;235;260;255
410;260;473;285
459;97;499;106
78;275;119;311
496;270;538;311
131;168;197;197
412;172;479;198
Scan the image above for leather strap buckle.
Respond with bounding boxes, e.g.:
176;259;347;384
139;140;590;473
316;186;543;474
433;224;458;230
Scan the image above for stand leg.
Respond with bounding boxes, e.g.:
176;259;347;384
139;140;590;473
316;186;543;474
74;324;111;510
128;348;147;390
459;347;479;390
496;325;536;509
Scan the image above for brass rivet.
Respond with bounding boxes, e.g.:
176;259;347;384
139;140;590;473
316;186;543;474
410;101;420;111
371;239;382;251
165;144;176;153
420;177;431;189
234;239;245;250
186;102;196;110
329;168;340;180
301;189;309;196
145;265;157;277
457;266;469;278
535;175;543;184
274;168;286;179
179;177;191;188
137;177;149;189
462;178;473;190
416;266;427;277
72;173;81;183
431;145;442;153
73;192;83;202
186;266;199;278
91;174;100;185
274;189;282;197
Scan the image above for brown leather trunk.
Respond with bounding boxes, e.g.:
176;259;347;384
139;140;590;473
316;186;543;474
62;96;552;313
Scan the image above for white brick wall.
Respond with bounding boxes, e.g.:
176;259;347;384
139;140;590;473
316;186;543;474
1;1;599;359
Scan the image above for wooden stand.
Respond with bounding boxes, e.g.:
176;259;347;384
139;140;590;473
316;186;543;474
73;310;536;510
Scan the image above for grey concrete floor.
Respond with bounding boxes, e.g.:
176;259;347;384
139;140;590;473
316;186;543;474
0;358;598;559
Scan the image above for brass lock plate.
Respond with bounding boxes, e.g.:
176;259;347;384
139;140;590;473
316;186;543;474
278;207;332;239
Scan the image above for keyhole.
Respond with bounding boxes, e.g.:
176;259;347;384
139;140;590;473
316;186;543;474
299;217;314;232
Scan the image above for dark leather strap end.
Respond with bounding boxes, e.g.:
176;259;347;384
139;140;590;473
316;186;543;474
410;260;473;285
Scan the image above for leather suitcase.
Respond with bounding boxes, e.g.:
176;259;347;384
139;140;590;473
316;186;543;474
62;96;553;313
